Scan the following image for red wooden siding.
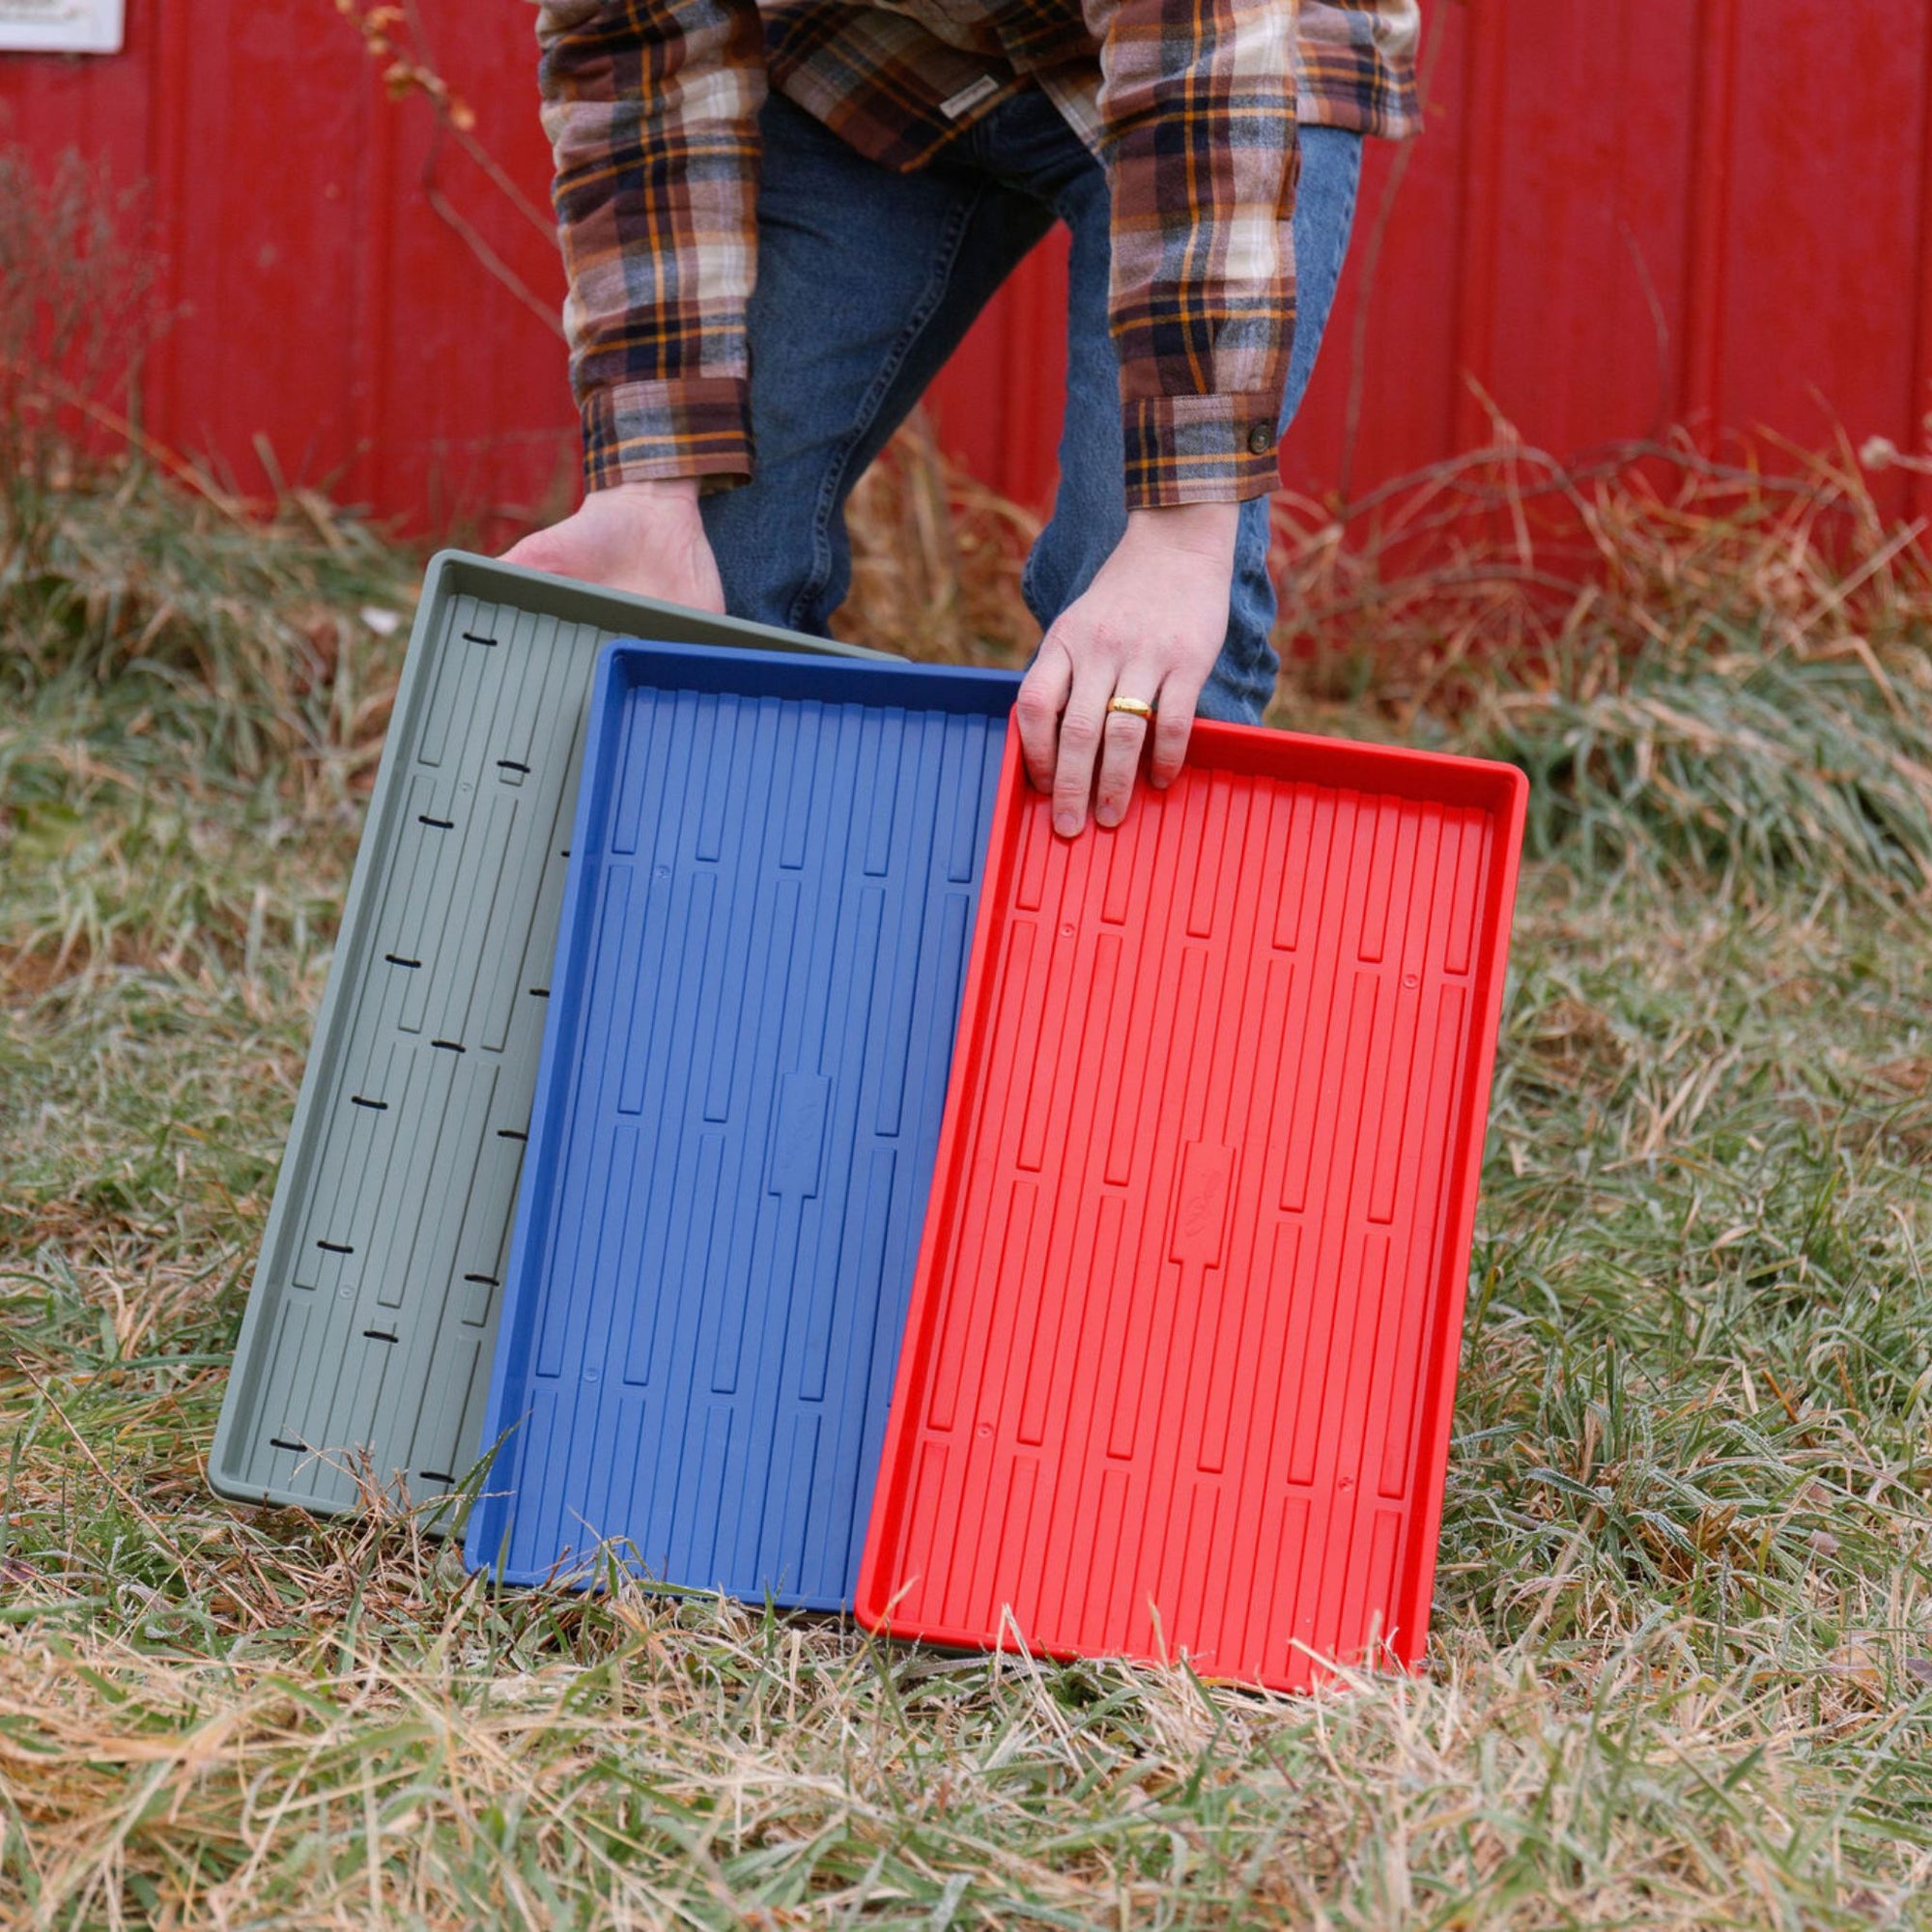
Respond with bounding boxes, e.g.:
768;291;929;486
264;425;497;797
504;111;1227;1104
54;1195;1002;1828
0;0;574;529
3;0;1928;538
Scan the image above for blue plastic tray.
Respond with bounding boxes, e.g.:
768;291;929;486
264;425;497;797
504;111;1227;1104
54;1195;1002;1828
465;640;1018;1605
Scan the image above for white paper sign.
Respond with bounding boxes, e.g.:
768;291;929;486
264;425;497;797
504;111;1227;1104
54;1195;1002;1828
0;0;125;54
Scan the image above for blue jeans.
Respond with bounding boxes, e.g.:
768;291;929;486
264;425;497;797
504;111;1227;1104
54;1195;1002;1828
702;91;1363;724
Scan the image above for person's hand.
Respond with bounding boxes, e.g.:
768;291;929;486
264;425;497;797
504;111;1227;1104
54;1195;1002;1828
1014;500;1238;837
500;477;726;614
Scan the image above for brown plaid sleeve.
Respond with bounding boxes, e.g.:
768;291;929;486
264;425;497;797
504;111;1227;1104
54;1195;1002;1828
1081;0;1303;510
536;0;767;491
1298;1;1421;138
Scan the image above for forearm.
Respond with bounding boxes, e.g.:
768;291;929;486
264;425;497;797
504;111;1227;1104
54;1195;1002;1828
536;0;767;491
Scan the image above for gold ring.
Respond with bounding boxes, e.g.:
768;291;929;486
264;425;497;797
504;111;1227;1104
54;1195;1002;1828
1106;696;1155;721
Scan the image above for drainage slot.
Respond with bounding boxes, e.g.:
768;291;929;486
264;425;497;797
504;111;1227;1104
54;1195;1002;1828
269;1436;306;1452
349;1095;388;1111
363;1329;398;1344
316;1239;354;1256
527;986;551;999
497;1128;527;1142
417;1470;456;1485
418;814;456;830
430;1039;466;1053
384;953;422;969
464;1272;499;1287
497;759;531;775
462;631;498;646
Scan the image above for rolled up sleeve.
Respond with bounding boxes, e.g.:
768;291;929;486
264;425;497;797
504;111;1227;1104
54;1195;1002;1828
1085;0;1300;508
536;0;767;490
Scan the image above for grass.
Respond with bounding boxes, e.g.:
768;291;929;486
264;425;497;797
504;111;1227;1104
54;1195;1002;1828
4;441;1932;1929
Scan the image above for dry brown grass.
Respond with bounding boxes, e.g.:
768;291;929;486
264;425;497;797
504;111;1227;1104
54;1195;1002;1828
1269;425;1932;728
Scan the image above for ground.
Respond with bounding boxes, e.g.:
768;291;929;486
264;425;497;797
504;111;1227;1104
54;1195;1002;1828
2;451;1931;1929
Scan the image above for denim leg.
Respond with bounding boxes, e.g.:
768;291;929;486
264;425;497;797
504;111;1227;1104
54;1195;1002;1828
1219;128;1365;720
1023;125;1365;723
701;94;1055;635
1015;159;1118;639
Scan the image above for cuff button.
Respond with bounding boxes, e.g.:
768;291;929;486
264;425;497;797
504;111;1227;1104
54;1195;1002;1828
1247;423;1274;455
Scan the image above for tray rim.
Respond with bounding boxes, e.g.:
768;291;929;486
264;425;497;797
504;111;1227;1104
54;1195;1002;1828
851;717;1529;1685
210;552;889;1513
463;637;1022;1594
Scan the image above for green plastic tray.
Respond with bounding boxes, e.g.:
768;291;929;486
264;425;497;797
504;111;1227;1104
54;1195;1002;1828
210;551;888;1515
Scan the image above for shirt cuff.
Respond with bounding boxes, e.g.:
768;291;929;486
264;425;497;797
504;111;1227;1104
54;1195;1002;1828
581;377;753;493
1122;393;1284;510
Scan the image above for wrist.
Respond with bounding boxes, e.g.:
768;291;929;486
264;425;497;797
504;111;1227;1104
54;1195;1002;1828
1122;499;1240;565
592;476;704;512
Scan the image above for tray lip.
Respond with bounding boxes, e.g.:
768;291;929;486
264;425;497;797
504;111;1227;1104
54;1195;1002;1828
477;1548;855;1612
424;550;895;663
851;715;1529;1684
593;634;1024;712
210;554;891;1512
463;638;1021;1594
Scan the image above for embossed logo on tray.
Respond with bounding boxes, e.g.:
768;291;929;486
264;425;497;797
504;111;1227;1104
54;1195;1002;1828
1170;1142;1236;1268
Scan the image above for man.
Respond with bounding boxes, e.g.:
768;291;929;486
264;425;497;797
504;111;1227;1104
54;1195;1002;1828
507;0;1419;833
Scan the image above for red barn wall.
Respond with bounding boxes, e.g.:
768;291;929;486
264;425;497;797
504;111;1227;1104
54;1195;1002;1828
4;0;1929;540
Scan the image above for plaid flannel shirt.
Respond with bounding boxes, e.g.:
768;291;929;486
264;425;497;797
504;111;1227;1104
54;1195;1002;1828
535;0;1419;508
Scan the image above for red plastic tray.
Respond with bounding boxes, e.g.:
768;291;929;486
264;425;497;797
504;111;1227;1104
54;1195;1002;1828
855;722;1527;1690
